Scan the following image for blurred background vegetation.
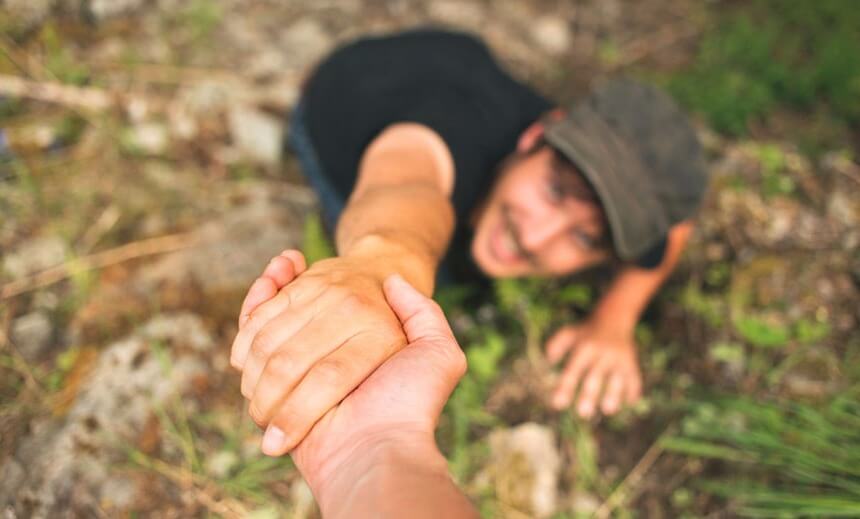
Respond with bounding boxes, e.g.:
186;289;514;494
1;0;858;517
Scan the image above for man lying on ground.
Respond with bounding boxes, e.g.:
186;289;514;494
230;28;709;456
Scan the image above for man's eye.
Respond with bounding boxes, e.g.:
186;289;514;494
546;177;564;203
571;230;595;250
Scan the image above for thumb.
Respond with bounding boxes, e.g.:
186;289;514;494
383;274;454;343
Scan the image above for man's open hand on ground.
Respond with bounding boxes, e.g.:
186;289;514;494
230;250;408;456
545;319;643;418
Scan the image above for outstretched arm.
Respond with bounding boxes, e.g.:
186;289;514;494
229;124;457;457
335;123;456;295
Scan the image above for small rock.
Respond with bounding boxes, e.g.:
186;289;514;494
206;451;239;479
4;0;52;32
828;190;859;229
486;423;561;518
10;312;53;361
531;17;571;55
570;490;600;514
100;476;139;510
2;236;67;279
280;18;332;69
88;0;146;21
1;313;215;517
126;123;168;155
182;81;234;115
289;478;315;518
228;105;284;165
428;1;486;28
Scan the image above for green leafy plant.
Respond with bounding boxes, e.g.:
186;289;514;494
669;0;860;135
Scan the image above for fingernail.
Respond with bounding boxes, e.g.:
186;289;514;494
578;402;593;418
262;425;286;456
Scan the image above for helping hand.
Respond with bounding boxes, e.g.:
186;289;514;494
545;320;642;418
289;272;467;499
230;250;408;456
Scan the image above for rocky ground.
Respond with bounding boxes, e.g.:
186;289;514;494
1;1;858;517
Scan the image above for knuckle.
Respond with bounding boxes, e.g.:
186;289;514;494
313;358;349;384
250;329;279;359
247;401;267;427
266;351;299;381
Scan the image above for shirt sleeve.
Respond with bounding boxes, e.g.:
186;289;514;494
633;236;668;269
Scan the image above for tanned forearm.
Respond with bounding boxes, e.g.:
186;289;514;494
334;124;455;296
592;221;694;329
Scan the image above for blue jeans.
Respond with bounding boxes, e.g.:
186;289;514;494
287;101;345;233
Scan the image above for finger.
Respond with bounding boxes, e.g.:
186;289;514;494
600;372;625;415
240;303;336;400
383;274;454;343
238;277;279;328
240;252;307;329
261;330;406;456
261;255;297;287
231;288;298;370
576;362;608;418
545;326;578;364
279;249;307;274
551;348;595;410
625;371;643;405
243;302;369;413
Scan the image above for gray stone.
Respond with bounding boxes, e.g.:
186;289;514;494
139;182;312;295
88;0;146;21
4;0;52;32
205;450;239;479
10;312;53;361
2;236;67;279
280;18;332;69
0;314;215;517
485;423;561;518
228;105;284;166
126;122;169;155
531;16;571;55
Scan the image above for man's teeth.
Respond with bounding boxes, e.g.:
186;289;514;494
503;225;517;257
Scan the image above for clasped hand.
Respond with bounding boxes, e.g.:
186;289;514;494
230;250;409;456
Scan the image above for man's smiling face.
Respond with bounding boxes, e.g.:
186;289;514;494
471;142;612;278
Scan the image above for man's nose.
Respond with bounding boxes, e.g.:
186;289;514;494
519;212;568;254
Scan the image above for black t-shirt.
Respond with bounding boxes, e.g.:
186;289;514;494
304;28;551;285
303;28;664;286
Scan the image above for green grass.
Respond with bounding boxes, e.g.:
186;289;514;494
663;391;860;517
669;0;860;136
301;213;335;265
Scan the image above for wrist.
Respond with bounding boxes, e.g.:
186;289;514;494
306;430;446;515
589;301;639;334
341;234;437;295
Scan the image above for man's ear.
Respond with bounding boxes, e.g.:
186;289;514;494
516;120;545;152
516;109;565;152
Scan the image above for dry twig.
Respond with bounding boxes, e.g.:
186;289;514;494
0;74;114;111
594;426;673;518
133;454;248;518
1;232;199;299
